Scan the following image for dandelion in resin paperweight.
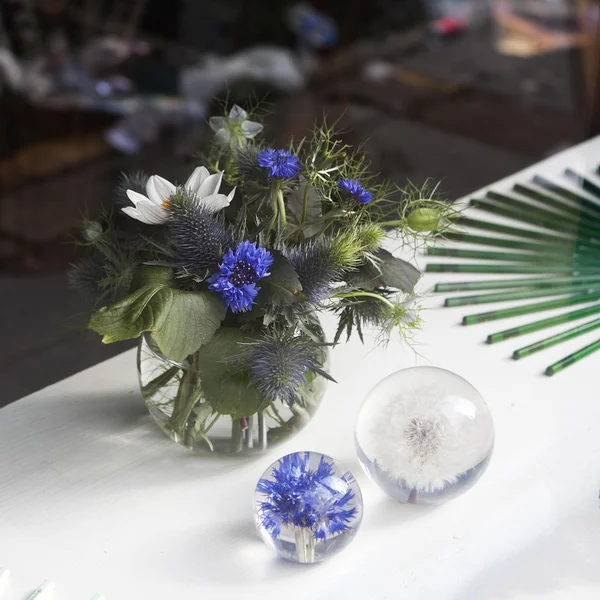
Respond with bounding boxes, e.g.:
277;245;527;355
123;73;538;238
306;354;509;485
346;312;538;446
254;452;363;563
355;367;494;505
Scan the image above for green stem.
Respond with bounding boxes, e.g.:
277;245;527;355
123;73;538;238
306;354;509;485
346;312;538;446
379;219;406;228
230;419;244;453
334;290;396;311
203;412;220;435
277;188;287;229
168;356;201;439
301;181;311;223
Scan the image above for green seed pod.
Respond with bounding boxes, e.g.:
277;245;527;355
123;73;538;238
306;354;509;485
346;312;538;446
407;208;441;232
83;221;103;242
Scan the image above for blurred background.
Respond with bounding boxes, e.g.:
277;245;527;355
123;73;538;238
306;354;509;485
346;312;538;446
0;0;598;404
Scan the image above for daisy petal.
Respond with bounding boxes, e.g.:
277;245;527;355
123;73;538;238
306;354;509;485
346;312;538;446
122;206;152;224
136;200;169;224
146;175;176;206
197;171;223;198
126;189;149;207
229;105;247;123
209;116;227;132
241;120;263;138
200;193;232;213
185;166;209;194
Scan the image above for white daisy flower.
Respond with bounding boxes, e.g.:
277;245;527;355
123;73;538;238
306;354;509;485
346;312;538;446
122;167;234;225
209;104;263;149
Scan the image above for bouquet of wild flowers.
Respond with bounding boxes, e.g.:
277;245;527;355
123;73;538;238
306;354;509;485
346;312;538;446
71;104;457;455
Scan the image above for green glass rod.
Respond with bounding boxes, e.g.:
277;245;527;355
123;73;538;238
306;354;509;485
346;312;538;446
512;183;600;218
427;263;600;274
435;275;600;293
462;290;600;326
563;169;600;201
533;174;597;205
486;303;600;344
445;284;600;307
545;337;600;376
470;199;600;240
426;247;600;265
458;217;588;245
513;317;600;360
442;231;597;256
485;191;597;231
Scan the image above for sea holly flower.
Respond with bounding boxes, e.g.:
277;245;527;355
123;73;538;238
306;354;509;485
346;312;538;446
209;105;263;148
257;148;301;179
338;178;373;205
256;452;358;541
123;167;234;225
208;241;274;313
240;331;332;406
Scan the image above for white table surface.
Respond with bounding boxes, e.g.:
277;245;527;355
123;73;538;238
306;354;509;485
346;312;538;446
2;138;600;600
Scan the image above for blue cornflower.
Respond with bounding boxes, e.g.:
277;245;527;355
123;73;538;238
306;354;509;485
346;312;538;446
257;148;301;179
208;241;274;313
338;178;373;205
257;452;358;542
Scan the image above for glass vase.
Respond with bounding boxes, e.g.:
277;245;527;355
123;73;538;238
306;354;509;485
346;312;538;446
137;323;330;456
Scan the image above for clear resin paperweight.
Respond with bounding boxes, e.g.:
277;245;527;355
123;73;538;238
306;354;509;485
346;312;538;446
254;452;363;563
356;367;494;505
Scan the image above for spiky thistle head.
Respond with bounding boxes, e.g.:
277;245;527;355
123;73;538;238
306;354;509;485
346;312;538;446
168;188;232;279
114;171;149;208
68;255;106;303
232;145;271;187
236;329;331;407
284;237;343;303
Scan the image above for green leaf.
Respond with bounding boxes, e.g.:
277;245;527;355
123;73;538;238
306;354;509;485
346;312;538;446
376;249;421;293
152;291;225;362
141;365;180;398
287;177;322;236
89;284;173;343
259;250;307;306
347;262;384;291
195;328;262;419
130;265;173;290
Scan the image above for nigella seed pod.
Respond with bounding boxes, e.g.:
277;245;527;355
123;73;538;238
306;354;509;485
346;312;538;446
407;208;441;232
83;221;103;242
355;367;494;505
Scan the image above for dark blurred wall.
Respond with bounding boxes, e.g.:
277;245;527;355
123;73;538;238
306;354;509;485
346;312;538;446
178;0;425;53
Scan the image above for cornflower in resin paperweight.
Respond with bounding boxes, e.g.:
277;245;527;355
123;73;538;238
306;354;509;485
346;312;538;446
254;452;363;563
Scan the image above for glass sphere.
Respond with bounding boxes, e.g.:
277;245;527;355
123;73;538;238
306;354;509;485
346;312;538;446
254;452;363;563
355;367;494;505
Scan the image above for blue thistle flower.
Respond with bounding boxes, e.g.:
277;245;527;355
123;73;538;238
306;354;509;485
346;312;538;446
284;238;341;303
208;241;274;313
338;178;373;205
240;331;331;406
169;192;232;278
257;452;358;542
257;148;301;179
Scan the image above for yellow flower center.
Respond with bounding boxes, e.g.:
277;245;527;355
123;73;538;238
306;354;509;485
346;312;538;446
162;196;172;210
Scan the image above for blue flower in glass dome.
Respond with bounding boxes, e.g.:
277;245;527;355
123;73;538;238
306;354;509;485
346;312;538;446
255;452;362;563
257;148;301;179
208;241;274;313
338;178;373;205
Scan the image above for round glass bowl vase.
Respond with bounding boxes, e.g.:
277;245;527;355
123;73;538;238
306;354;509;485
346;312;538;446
137;328;330;456
254;452;363;564
356;366;494;504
